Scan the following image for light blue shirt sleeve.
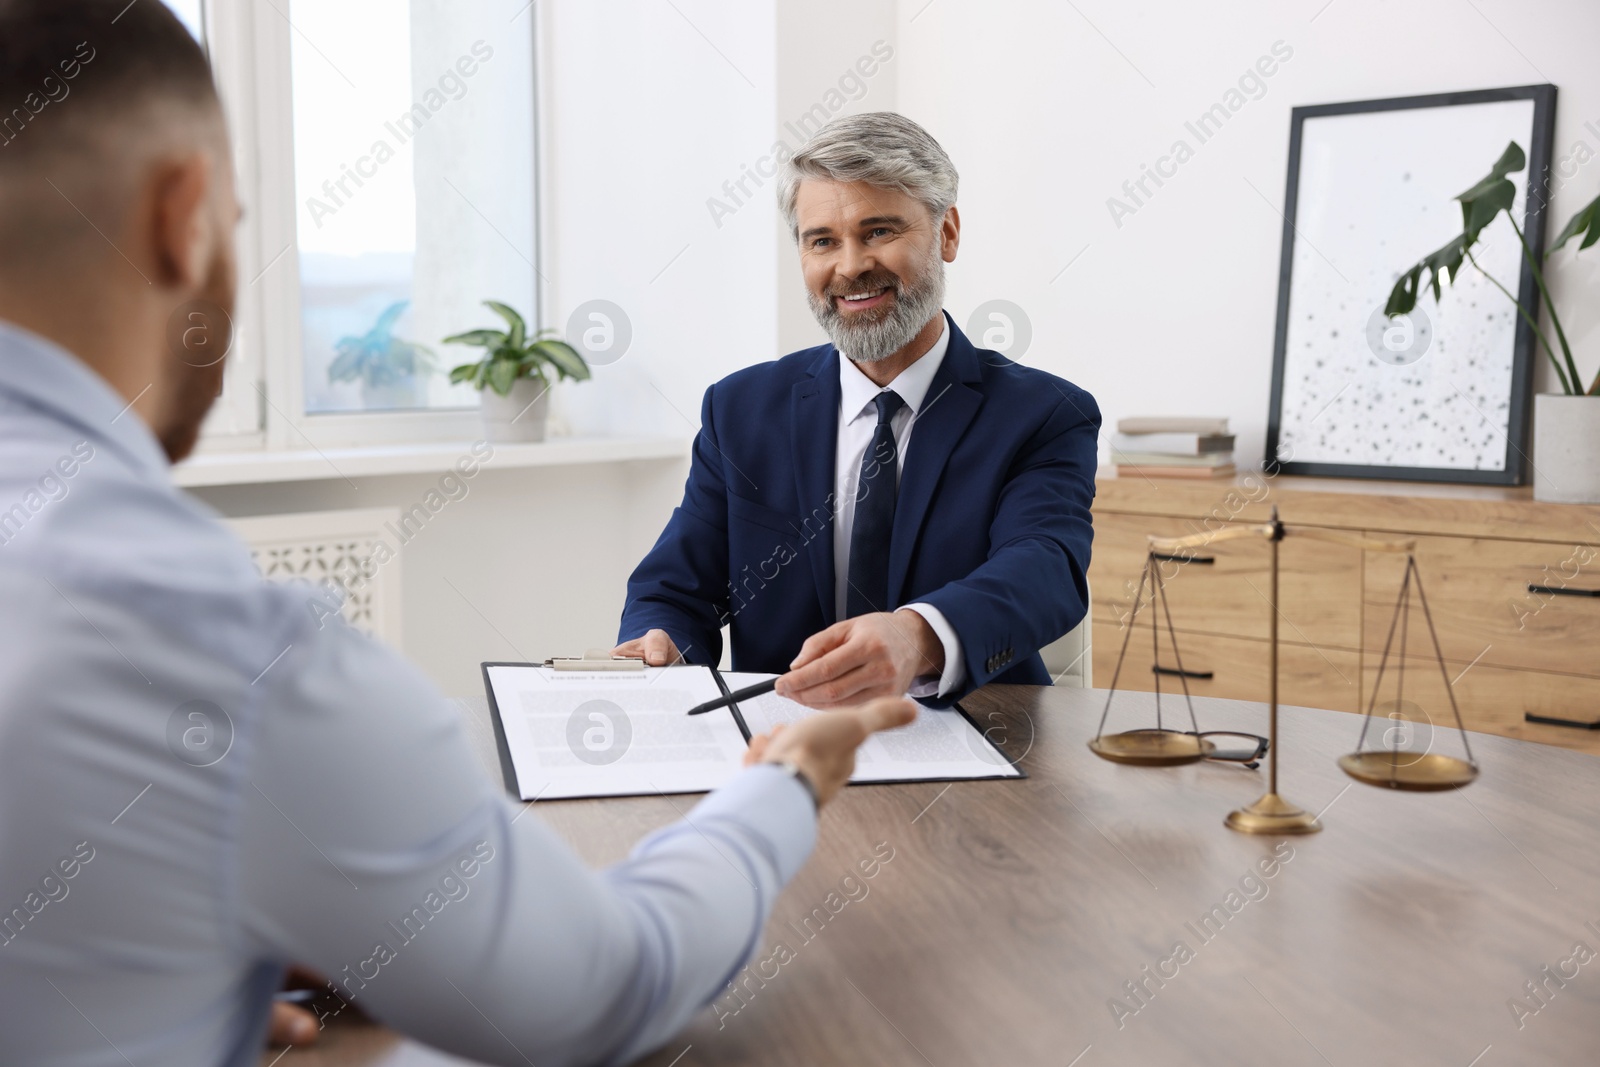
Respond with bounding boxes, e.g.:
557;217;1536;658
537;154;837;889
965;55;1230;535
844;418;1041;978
0;321;819;1067
237;617;816;1067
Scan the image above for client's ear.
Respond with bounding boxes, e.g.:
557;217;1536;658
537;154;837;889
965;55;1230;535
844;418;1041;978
148;150;216;290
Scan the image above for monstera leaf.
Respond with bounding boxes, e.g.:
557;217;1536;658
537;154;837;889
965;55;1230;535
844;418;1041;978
1385;142;1524;317
1550;191;1600;254
1384;142;1600;394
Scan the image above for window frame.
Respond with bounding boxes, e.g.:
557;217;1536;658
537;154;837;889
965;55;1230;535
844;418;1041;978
192;0;544;454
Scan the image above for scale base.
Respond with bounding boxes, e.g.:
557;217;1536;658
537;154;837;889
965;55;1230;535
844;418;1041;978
1225;792;1322;835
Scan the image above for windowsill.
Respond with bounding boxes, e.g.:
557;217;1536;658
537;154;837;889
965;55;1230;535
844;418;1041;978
173;435;692;488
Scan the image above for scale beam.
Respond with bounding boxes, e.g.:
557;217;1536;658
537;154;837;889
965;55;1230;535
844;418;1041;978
1148;525;1415;554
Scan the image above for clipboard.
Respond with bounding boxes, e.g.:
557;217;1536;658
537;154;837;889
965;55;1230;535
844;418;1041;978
481;660;1026;801
712;670;1029;789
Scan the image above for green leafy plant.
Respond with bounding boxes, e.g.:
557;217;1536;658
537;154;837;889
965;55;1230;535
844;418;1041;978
327;300;434;387
444;300;591;397
1386;141;1600;395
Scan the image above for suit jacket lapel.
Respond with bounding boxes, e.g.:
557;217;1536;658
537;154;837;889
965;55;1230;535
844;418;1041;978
888;316;984;607
791;348;841;625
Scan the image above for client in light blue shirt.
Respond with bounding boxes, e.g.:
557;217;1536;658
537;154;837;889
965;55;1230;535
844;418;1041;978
0;3;912;1065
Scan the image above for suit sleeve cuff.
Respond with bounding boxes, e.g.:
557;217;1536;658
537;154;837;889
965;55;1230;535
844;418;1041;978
901;603;965;698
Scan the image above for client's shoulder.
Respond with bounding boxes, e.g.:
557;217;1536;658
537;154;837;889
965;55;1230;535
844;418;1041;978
5;446;319;676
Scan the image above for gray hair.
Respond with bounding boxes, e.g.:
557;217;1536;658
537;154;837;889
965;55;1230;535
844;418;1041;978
779;112;959;241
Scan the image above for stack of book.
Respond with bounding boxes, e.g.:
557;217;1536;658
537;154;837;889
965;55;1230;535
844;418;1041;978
1111;417;1235;479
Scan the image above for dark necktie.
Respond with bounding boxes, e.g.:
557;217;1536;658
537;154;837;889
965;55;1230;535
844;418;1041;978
846;389;906;619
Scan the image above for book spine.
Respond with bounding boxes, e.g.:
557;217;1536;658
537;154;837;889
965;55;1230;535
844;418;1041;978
1115;464;1237;480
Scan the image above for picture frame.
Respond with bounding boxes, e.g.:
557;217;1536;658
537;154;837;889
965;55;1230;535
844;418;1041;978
1264;85;1557;485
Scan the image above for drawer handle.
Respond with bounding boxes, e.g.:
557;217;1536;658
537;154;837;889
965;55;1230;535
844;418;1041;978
1152;551;1214;565
1527;584;1600;598
1524;713;1600;731
1153;664;1214;680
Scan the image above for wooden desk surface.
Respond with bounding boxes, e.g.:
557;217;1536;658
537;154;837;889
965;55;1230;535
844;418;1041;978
264;686;1600;1067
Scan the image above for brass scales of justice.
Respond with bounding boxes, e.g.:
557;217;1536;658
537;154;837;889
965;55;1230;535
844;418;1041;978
1090;506;1480;834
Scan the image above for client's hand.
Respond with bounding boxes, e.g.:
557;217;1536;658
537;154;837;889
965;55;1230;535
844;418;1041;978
266;966;328;1048
744;696;916;807
269;1000;318;1047
612;629;684;667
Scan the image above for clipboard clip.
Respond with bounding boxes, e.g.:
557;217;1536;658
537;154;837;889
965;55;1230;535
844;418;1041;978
543;648;647;672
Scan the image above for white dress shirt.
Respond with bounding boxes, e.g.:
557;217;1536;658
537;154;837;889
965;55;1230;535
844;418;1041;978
833;317;966;697
0;320;815;1067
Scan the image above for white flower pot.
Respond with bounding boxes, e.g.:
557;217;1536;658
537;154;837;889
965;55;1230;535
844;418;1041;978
481;377;551;443
1533;393;1600;504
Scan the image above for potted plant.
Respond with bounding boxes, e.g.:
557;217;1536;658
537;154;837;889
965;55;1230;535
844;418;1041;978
327;299;435;410
1385;142;1600;502
444;300;590;442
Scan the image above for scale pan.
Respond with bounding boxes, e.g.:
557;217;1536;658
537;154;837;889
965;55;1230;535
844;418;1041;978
1338;751;1478;791
1090;729;1214;766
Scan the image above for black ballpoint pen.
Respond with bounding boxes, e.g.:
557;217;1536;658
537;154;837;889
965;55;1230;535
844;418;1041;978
686;677;779;715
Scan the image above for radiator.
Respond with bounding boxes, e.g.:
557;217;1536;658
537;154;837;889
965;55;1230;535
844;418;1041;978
224;507;402;644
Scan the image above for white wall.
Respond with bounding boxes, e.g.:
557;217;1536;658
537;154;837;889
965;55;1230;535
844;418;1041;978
192;459;685;697
774;0;901;354
539;0;779;439
896;0;1600;466
196;0;1600;697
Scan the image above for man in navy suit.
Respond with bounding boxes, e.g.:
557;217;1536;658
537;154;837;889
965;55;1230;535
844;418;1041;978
616;112;1099;708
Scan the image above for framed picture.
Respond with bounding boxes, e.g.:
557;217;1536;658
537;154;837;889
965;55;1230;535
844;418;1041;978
1265;85;1557;485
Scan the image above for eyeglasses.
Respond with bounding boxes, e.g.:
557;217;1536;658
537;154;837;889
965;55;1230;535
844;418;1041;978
1187;731;1270;769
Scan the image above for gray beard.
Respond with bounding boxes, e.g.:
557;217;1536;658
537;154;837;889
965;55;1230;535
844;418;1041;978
807;248;947;364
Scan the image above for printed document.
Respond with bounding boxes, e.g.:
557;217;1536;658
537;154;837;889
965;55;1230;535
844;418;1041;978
484;665;1021;801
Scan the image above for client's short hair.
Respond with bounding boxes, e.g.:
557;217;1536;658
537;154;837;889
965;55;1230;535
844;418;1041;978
778;112;959;242
0;0;222;263
0;0;219;163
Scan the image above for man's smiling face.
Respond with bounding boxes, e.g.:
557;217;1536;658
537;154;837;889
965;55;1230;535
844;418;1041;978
795;179;956;364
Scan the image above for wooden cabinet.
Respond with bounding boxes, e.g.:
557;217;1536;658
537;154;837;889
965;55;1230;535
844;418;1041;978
1090;474;1600;757
1364;535;1600;676
1361;657;1600;758
1094;630;1363;715
1092;512;1362;649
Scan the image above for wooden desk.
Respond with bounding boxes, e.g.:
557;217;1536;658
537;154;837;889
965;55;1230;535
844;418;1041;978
263;686;1600;1066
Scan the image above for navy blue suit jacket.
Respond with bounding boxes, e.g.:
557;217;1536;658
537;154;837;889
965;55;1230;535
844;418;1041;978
619;312;1100;705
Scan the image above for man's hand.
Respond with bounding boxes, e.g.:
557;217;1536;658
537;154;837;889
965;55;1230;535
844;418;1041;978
743;696;917;807
269;1001;319;1047
612;629;684;667
776;610;943;709
266;966;328;1048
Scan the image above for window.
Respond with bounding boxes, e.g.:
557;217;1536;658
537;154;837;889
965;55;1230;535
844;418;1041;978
185;0;540;449
160;0;204;42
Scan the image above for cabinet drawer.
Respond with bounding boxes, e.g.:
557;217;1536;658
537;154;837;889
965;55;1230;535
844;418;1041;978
1364;536;1600;677
1090;512;1362;649
1360;658;1600;757
1091;625;1362;714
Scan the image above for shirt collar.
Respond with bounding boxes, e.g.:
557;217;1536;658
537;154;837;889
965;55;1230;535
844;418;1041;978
0;319;173;479
838;314;949;424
